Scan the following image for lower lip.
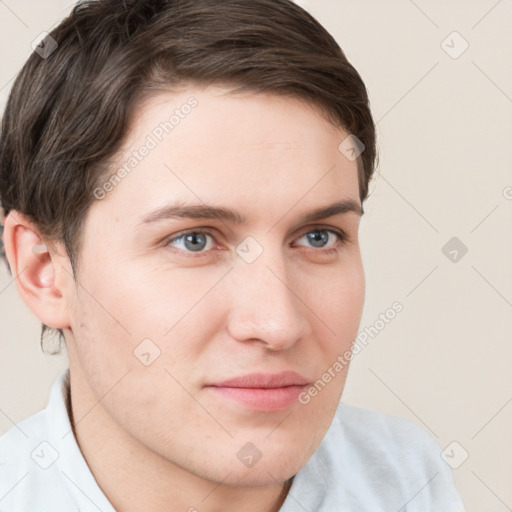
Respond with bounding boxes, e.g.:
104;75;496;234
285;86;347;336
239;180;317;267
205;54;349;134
206;385;307;412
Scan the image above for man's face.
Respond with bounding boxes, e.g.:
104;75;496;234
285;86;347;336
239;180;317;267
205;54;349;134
65;86;365;486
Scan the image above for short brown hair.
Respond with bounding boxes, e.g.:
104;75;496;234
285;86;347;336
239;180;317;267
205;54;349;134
0;0;376;347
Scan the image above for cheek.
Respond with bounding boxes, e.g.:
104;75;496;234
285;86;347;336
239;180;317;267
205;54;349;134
308;257;365;342
301;259;364;402
337;268;365;335
68;263;228;376
66;267;226;446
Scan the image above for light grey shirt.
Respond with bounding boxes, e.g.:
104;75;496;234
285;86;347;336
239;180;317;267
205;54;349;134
0;370;466;511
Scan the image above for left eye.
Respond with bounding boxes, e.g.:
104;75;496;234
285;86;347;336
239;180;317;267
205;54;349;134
295;229;341;249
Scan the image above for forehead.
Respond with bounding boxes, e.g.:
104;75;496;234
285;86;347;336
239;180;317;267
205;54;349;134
93;86;360;227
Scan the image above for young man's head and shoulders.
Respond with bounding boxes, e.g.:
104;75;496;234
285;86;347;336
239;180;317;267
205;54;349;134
0;1;464;511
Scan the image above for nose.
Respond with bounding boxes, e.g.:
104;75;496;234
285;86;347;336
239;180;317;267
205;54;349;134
226;252;312;351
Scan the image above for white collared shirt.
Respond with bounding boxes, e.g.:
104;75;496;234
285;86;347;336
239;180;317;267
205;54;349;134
0;370;466;511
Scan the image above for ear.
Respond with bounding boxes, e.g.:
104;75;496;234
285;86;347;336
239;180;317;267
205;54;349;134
2;210;71;330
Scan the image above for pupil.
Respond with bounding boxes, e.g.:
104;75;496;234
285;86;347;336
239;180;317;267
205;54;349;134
307;231;328;248
184;233;206;251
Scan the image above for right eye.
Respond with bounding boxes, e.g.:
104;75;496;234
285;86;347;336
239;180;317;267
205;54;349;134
166;231;216;253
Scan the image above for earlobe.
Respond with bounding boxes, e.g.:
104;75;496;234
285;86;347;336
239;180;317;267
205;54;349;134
2;211;71;330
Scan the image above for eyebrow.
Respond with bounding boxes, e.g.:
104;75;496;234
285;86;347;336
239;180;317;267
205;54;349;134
138;199;363;227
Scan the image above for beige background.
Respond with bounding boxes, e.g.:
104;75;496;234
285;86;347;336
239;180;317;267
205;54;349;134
1;1;511;510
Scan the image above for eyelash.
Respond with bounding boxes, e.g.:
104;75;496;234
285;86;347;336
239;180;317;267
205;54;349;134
163;226;348;256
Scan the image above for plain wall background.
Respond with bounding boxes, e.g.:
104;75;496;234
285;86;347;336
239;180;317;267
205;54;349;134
1;1;511;510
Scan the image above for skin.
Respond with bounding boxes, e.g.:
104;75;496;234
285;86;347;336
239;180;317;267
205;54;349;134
4;86;365;512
